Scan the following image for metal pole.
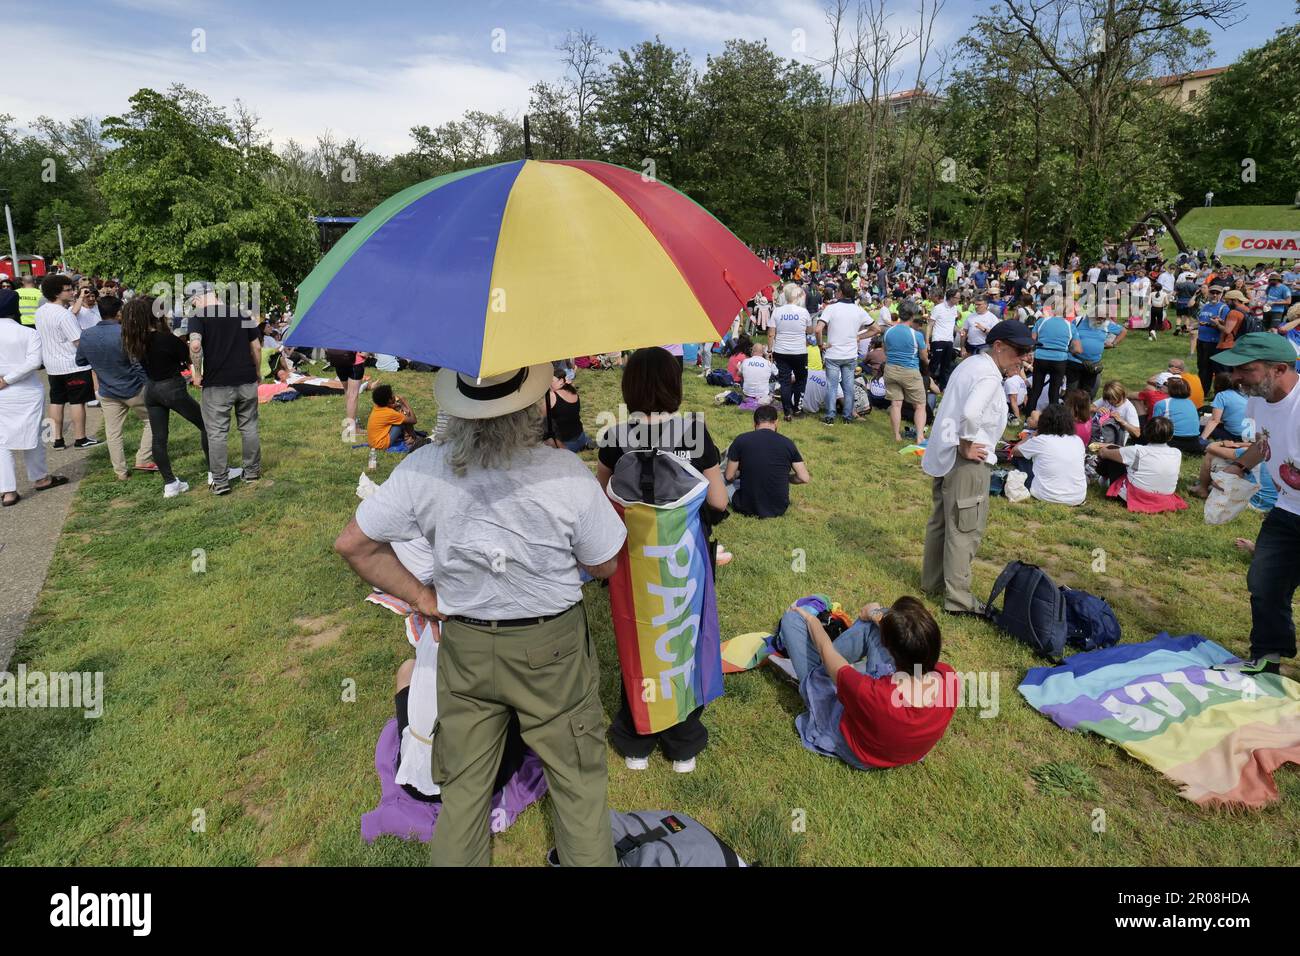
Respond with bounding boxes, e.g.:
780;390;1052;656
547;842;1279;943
57;221;66;268
4;204;20;279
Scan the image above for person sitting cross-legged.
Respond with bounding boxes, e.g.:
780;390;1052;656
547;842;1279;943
724;405;810;518
779;597;958;770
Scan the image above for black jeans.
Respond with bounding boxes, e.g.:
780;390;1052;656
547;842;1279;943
1196;339;1219;397
1065;361;1100;399
609;693;708;761
1027;359;1068;411
144;376;210;483
929;341;956;390
1248;507;1300;660
773;351;808;415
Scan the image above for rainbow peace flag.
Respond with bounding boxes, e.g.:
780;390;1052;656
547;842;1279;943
1020;633;1300;808
607;460;723;735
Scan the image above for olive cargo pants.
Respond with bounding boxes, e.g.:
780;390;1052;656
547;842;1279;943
429;603;615;867
921;457;992;613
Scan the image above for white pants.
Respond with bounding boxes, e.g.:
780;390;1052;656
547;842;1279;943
0;443;49;494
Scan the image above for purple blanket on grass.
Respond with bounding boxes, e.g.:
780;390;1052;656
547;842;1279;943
360;718;549;844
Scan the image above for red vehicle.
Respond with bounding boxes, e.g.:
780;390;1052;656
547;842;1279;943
0;254;47;279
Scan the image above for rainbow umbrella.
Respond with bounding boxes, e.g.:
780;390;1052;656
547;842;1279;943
284;160;777;378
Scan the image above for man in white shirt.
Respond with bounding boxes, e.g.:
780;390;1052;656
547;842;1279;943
928;287;961;389
768;283;812;421
33;274;99;449
815;279;873;425
921;321;1035;614
739;343;777;403
336;363;626;866
964;296;998;355
1213;333;1300;676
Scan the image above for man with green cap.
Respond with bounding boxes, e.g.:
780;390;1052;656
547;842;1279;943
1211;333;1300;675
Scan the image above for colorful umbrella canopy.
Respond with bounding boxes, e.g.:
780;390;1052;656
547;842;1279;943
284;159;777;378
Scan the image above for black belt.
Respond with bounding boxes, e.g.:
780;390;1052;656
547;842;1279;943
451;604;577;630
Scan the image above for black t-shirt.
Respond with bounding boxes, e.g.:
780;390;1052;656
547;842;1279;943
142;328;191;381
188;308;258;386
727;428;802;518
597;412;720;474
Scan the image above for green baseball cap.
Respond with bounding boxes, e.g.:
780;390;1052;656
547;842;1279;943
1212;332;1298;367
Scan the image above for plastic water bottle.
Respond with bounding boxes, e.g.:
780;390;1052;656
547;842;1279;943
367;448;378;472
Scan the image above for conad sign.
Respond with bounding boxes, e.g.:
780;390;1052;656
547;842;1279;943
1214;230;1300;257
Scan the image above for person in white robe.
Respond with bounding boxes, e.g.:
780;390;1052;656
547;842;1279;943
0;293;69;505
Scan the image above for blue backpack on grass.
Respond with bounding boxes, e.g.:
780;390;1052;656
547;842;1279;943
987;561;1121;659
986;561;1067;660
1062;589;1121;651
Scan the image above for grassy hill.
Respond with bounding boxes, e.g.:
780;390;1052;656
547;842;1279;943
1160;204;1300;263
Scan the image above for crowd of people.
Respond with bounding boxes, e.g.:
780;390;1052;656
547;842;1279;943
3;236;1298;867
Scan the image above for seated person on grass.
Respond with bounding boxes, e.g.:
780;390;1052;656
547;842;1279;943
724;405;810;518
1093;380;1140;444
1150;375;1204;456
367;384;426;452
1094;416;1186;511
738;342;778;405
1010;403;1087;506
781;597;958;770
1188;439;1277;510
1200;372;1247;443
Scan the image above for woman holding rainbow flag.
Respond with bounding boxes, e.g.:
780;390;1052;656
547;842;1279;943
597;347;729;774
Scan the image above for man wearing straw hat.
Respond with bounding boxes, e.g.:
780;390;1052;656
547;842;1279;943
335;363;627;866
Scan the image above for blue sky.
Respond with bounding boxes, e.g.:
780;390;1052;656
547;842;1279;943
5;0;1290;154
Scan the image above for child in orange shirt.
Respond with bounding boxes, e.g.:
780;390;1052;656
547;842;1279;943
367;384;424;452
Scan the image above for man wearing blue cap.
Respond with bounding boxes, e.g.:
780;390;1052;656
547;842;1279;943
921;320;1035;614
1211;333;1300;675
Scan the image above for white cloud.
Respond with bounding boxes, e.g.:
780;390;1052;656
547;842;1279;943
1;20;562;155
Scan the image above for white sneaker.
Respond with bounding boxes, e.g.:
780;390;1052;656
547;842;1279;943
624;756;649;771
672;757;696;774
207;467;243;486
163;479;189;498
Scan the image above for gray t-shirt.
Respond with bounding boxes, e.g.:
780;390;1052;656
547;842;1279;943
356;442;626;618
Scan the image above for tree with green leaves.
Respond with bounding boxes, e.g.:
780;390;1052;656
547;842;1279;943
72;85;316;304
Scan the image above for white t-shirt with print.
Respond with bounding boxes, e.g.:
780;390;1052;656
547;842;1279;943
740;356;776;399
1247;382;1300;517
770;304;812;355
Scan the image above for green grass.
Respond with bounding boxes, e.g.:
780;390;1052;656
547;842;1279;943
1160;204;1300;263
3;340;1299;867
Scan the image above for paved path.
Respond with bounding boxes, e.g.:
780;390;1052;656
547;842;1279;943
0;403;105;672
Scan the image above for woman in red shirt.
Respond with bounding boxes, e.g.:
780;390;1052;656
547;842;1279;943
783;597;958;769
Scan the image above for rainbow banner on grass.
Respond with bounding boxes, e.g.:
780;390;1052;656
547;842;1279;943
1020;633;1300;808
607;467;723;735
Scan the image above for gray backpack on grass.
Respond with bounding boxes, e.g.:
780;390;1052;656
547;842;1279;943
610;810;745;867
